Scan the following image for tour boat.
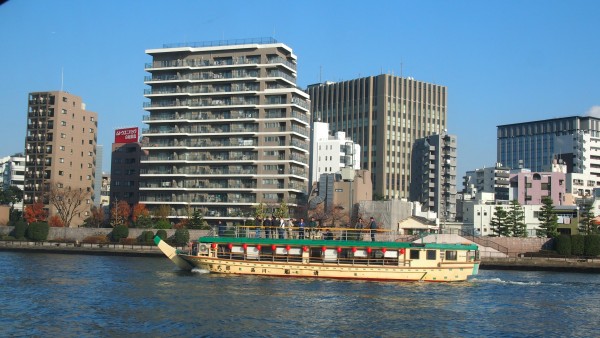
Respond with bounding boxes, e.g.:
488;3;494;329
155;229;480;282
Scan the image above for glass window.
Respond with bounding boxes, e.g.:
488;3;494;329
426;250;436;260
445;250;457;261
409;249;420;260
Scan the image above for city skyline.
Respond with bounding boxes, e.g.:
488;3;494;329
1;0;598;180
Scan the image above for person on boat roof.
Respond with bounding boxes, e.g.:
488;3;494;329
369;217;377;242
278;217;285;239
298;218;305;239
217;220;226;237
264;216;273;239
254;216;262;238
308;217;317;239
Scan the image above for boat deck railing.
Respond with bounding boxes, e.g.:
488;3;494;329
208;226;425;243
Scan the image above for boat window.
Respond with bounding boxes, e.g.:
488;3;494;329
409;249;420;260
426;250;436;260
445;250;457;261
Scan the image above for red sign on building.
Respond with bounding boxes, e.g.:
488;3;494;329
114;127;138;143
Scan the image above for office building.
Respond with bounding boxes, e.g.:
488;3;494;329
110;127;142;207
307;75;447;200
24;91;97;226
409;132;457;221
141;38;310;222
497;116;600;175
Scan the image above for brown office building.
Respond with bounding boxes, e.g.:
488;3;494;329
24;91;98;226
307;75;448;200
141;38;310;222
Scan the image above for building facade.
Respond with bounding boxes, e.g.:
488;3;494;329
463;163;511;201
409;132;457;221
141;38;310;222
497;116;600;175
309;121;360;188
110;127;143;208
24;91;97;225
1;153;25;211
307;75;447;200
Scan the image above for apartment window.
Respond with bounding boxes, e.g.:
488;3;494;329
60;146;65;151
57;183;64;188
62;109;67;114
88;151;93;156
61;121;67;126
88;163;92;168
91;117;94;122
59;171;64;176
61;133;66;139
62;97;67;102
86;199;91;204
59;158;64;163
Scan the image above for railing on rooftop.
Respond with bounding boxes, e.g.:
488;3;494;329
162;37;278;49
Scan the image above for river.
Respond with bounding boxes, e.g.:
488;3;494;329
0;251;598;337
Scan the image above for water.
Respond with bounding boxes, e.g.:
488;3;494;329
1;252;599;337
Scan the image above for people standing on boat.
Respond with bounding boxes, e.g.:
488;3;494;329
255;216;263;238
278;217;286;239
369;217;377;242
286;218;295;238
323;229;334;240
355;217;364;241
217;220;226;237
308;217;317;239
264;216;273;238
298;218;305;239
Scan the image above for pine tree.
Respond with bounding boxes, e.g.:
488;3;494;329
537;196;558;238
507;200;527;237
578;203;595;235
490;206;509;236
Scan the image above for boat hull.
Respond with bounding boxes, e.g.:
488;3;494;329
180;255;477;282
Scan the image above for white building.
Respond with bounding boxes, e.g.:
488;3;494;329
309;121;360;187
1;153;25;211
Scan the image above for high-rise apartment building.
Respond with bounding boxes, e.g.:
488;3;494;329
409;132;457;221
24;91;98;225
307;75;447;200
463;163;511;201
497;116;600;175
110;127;142;207
141;38;310;222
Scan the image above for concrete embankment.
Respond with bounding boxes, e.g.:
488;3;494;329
481;257;600;273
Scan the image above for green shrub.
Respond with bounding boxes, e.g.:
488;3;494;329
156;229;167;241
584;234;600;257
26;222;49;241
12;220;28;239
154;219;171;229
172;228;190;245
571;234;585;256
82;235;109;244
555;235;571;256
1;235;15;241
139;230;154;244
111;224;129;242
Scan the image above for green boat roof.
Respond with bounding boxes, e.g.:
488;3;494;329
197;236;478;251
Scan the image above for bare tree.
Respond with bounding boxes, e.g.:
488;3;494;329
47;184;89;228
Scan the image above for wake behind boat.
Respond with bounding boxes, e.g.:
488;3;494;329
155;227;480;282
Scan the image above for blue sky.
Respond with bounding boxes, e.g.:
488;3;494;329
1;0;598;180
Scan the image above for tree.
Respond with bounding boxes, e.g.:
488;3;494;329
578;203;595;235
47;184;89;228
490;206;509;237
24;202;47;224
48;215;64;227
153;204;171;220
328;204;350;228
132;203;150;223
308;203;331;228
188;210;207;229
507;200;527;237
83;205;106;228
274;202;289;219
252;203;268;221
537;196;558;238
110;200;131;227
0;186;23;209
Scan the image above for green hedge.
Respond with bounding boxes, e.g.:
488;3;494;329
584;235;600;257
139;230;154;244
111;224;129;242
156;229;167;241
571;234;585;256
555;235;571;256
26;222;49;241
12;220;28;240
172;228;190;245
154;219;171;229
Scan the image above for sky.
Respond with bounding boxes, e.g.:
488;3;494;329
0;0;599;180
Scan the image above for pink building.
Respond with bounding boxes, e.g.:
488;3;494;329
510;171;566;205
